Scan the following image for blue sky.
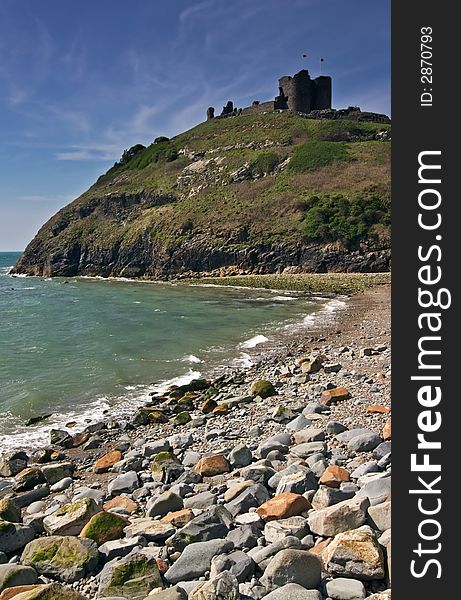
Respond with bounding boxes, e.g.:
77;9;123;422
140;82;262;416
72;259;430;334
0;0;390;251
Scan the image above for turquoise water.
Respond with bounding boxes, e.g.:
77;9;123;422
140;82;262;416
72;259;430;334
0;251;334;451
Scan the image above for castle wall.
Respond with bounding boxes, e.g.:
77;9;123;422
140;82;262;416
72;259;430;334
313;76;332;110
241;101;276;116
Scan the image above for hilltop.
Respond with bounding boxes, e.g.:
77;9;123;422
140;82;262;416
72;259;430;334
13;111;391;278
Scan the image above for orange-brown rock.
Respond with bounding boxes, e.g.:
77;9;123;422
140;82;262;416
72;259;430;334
382;417;392;440
194;455;230;477
320;387;350;405
103;496;137;514
256;492;310;521
161;508;194;527
94;450;122;474
0;587;41;600
319;465;350;488
367;405;391;414
72;433;90;448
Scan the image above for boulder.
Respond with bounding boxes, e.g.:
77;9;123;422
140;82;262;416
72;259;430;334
308;496;370;537
0;521;35;554
107;471;140;496
79;511;127;545
263;584;322;599
256;493;310;522
260;549;321;591
319;465;350;489
322;525;385;581
325;577;366;600
42;498;101;536
0;565;39;592
367;500;391;532
94;451;122;474
164;539;234;584
98;550;163;599
0;452;28;478
40;463;74;486
146;491;183;518
249;380;276;398
194;455;230;477
0;500;21;524
190;571;239;599
21;536;98;583
210;550;255;583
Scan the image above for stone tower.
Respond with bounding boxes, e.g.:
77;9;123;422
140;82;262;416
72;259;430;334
276;69;331;113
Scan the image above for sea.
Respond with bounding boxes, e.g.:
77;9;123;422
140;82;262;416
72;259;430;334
0;251;345;452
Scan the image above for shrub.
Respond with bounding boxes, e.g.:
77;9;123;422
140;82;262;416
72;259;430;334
123;141;178;170
250;151;280;177
303;193;390;245
289;141;352;172
118;144;146;165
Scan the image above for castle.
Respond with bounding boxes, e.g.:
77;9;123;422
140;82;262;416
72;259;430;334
207;69;390;124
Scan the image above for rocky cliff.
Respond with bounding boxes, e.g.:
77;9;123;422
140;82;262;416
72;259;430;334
13;112;391;278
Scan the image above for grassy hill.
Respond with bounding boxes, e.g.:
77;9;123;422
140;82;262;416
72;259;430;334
13;111;391;278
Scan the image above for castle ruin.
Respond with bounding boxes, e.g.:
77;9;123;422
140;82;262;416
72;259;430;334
207;69;390;124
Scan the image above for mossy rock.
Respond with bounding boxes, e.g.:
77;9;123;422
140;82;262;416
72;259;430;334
0;564;38;592
0;499;21;524
173;411;192;426
201;398;217;414
249;379;276;399
151;452;177;472
98;551;162;599
79;511;127;546
21;536;98;583
42;498;101;536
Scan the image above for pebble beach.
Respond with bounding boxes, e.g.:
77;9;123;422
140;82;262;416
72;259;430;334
0;281;391;600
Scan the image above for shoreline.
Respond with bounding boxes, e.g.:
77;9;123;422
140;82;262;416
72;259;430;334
0;280;391;599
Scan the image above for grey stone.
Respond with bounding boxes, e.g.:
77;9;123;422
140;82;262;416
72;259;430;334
210;550;255;582
182;451;201;467
249;536;302;565
229;445;253;468
260;549;321;591
41;462;74;486
336;428;373;443
184;490;217;509
308;496;370;536
146;490;183;517
293;426;325;444
108;471;139;496
286;415;312;433
123;518;175;542
290;442;326;458
275;469;317;495
326;421;347;435
263;584;322;599
0;564;39;591
226;524;261;549
72;487;105;504
153;587;188;600
373;441;391;460
99;536;146;561
167;506;232;551
356;475;392;506
350;461;380;479
190;571;239;599
50;477;73;492
348;433;382;453
326;577;366;600
368;500;391;531
311;486;355;510
0;521;35;553
264;517;309;543
268;464;313;490
164;539;234;584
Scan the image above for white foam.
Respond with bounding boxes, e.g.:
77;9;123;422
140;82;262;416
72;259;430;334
182;354;203;364
240;334;269;349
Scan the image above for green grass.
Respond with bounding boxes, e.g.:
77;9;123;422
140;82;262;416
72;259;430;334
289;140;352;172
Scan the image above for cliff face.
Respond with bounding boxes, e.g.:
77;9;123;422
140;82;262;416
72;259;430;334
13;112;391;278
